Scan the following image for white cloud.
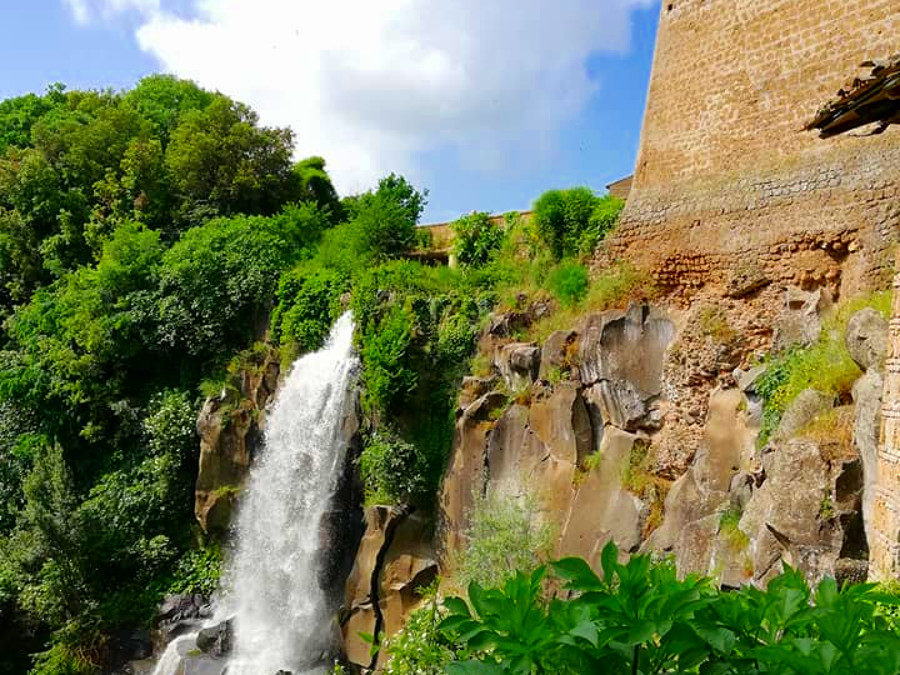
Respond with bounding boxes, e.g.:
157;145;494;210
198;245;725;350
63;0;159;24
66;0;654;193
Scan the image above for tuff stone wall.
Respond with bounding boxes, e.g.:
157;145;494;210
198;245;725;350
609;0;900;299
872;265;900;579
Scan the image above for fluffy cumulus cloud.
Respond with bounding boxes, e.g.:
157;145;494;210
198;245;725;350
64;0;654;192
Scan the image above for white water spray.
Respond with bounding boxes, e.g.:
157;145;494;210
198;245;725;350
153;312;358;675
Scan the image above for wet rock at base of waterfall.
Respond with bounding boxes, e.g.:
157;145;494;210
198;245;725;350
494;342;540;390
774;388;833;442
845;308;888;372
105;630;153;675
771;287;830;352
196;618;233;657
155;594;212;644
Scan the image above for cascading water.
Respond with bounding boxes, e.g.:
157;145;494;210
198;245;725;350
152;312;358;675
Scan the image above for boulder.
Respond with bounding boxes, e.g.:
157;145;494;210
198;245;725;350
458;375;498;410
196;619;233;658
693;388;755;494
558;427;645;565
852;369;883;546
734;365;766;393
772;287;829;352
583;380;648;432
486;405;549;494
539;329;578;380
341;507;436;671
845;308;888;372
578;305;674;395
438;391;506;555
774;389;833;441
342;506;408;668
155;594;212;646
377;512;438;641
494;342;540;390
486;311;531;338
529;382;593;467
740;438;864;585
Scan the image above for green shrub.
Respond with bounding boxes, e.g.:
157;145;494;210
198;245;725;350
580;195;624;253
532;187;617;259
440;541;900;674
545;260;588;307
452;212;505;267
271;266;347;353
355;173;427;259
359;304;418;413
756;340;861;446
453;489;554;592
358;432;429;505
384;585;456;675
167;543;223;597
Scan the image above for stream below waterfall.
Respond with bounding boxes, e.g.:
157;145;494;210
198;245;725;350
152;312;358;675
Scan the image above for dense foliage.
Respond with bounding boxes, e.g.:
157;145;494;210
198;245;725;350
434;542;900;674
532;187;623;259
0;75;635;673
0;78;340;673
452;211;506;267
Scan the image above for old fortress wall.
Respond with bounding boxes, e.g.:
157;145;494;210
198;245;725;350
610;0;900;579
609;0;899;298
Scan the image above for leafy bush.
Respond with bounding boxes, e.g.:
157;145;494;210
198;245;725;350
581;195;624;253
545;260;588;307
358;304;419;414
440;541;900;674
383;586;457;675
452;212;505;267
453;490;554;591
756;341;861;446
358;432;429;505
271;266;348;354
167;544;223;597
532;187;620;259
355;173;427;259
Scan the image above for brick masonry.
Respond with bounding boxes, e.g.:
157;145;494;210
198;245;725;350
873;266;900;580
607;0;900;577
607;0;899;301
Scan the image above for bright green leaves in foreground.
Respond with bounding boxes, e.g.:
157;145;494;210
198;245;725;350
438;542;900;675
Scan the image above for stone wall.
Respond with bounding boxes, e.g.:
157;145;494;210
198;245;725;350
609;0;900;299
872;264;900;579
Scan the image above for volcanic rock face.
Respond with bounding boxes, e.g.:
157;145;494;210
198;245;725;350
340;506;437;671
339;293;886;667
194;346;280;535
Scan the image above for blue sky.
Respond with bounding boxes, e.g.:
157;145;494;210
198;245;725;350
0;0;660;223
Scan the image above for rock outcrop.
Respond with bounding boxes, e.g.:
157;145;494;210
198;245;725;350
341;506;437;671
438;304;675;573
194;347;280;534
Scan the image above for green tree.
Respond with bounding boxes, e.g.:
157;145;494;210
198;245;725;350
355;173;427;259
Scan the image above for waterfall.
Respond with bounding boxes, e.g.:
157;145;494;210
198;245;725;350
152;312;358;675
